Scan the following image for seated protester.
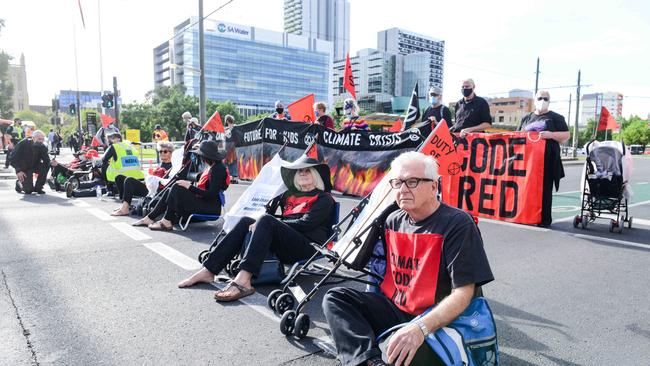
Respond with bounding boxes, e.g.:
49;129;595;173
101;132;144;194
132;140;228;230
177;156;335;302
271;100;292;120
11;130;57;195
517;90;569;227
314;101;335;129
322;151;494;366
341;98;369;132
111;141;175;216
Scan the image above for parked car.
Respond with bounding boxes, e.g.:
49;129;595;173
630;145;646;155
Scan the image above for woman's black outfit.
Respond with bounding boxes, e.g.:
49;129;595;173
202;189;335;276
146;162;228;221
115;162;172;204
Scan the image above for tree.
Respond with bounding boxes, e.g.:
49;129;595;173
620;119;650;146
0;51;13;119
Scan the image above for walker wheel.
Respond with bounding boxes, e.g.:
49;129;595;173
627;217;633;229
275;293;296;315
617;218;624;234
197;250;209;263
267;289;284;311
580;215;588;229
608;219;615;233
293;313;310;339
573;215;580;228
280;310;296;335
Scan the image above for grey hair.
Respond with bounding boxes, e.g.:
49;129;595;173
157;141;174;152
536;90;550;101
293;167;325;191
390;151;439;180
190;117;199;124
462;78;475;88
32;130;45;139
182;111;192;119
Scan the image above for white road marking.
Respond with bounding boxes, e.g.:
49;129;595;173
480;218;550;232
631;218;650;227
110;222;152;241
210;281;281;323
142;242;202;271
637;182;649;185
573;234;650;250
71;200;91;207
555;190;581;195
630;199;650;207
85;207;115;221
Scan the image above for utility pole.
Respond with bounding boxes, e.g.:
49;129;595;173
567;93;572;132
572;70;581;158
113;76;120;128
199;0;206;123
534;57;540;95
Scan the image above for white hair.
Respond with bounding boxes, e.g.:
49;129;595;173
462;78;475;88
190;117;199;124
182;111;192;119
157;141;174;151
293;167;325;191
32;130;45;139
390;151;439;180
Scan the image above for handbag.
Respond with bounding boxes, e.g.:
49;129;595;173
377;297;499;366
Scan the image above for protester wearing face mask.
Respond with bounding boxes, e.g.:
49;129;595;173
341;98;369;132
271;101;292;121
421;86;452;128
517;90;570;227
450;78;492;137
313;101;334;129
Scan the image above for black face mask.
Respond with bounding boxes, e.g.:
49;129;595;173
462;88;473;97
276;108;284;115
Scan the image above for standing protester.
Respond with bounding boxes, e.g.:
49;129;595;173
4;118;23;169
184;114;202;142
223;114;238;183
421;86;452;128
48;129;56;151
11;130;58;195
517;90;570;227
450;79;492;137
323;151;494;366
314;101;335;129
342;98;370;131
271;101;292;120
152;124;169;142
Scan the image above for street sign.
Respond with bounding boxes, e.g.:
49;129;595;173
126;129;140;143
86;112;98;138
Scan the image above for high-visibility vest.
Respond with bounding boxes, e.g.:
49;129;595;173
105;142;144;182
153;129;169;142
12;125;23;140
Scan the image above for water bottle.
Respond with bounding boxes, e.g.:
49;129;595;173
95;185;102;200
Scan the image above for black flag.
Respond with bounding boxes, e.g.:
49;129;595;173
401;82;420;131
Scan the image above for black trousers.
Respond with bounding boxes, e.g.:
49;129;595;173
147;184;221;221
115;175;148;204
19;163;49;192
322;287;442;366
202;214;316;276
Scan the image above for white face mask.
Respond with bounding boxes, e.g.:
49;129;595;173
535;99;549;112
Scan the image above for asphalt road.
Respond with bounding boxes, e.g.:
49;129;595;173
1;151;649;365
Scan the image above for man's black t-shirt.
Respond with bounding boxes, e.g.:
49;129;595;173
421;105;453;128
451;96;492;133
381;203;494;315
517;110;568;133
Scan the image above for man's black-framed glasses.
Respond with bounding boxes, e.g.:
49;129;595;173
389;177;434;189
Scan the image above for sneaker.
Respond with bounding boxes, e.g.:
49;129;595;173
15;180;22;193
35;189;46;195
366;356;387;366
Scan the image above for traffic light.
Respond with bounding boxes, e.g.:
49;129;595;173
102;92;114;108
69;103;76;115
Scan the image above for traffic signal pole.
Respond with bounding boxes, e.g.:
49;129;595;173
76;91;82;136
113;76;119;128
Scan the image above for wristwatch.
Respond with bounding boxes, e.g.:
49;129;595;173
415;319;430;337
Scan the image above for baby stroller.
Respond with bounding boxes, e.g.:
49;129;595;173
573;140;633;233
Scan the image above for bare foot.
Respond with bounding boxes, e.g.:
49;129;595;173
178;268;215;288
111;208;130;216
132;217;154;226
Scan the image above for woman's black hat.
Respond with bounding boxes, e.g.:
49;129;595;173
280;156;332;192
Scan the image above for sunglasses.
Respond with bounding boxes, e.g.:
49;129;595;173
537;97;549;101
160;150;171;153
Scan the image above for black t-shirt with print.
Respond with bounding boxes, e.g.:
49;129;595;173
517;110;568;133
381;203;494;315
451;96;492;132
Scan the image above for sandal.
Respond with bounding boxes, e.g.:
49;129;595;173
148;221;173;231
110;210;130;216
132;218;153;227
214;281;255;302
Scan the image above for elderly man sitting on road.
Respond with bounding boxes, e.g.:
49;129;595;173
323;151;494;366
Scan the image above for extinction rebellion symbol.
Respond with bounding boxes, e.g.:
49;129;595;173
304;134;316;146
217;23;226;32
448;162;461;176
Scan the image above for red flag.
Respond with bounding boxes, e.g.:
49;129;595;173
287;94;316;123
420;119;462;176
202;110;225;133
597;106;619;131
343;53;357;99
388;118;402;132
91;136;101;147
306;141;318;159
99;113;114;128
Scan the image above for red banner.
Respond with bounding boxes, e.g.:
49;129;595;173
440;132;546;225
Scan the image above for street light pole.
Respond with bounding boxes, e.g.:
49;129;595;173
198;0;206;123
572;70;581;158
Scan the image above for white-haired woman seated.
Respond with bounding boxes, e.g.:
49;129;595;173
111;141;176;216
178;156;336;302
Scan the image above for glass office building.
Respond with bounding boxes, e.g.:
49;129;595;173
154;18;333;117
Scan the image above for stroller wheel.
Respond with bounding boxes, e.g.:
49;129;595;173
275;293;296;315
197;250;210;263
293;313;310;339
572;215;580;228
617;218;624;234
279;310;296;336
608;219;616;233
226;259;241;277
65;182;74;198
580;215;588;229
267;289;284;312
627;216;633;229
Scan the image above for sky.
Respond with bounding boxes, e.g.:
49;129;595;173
2;0;650;120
